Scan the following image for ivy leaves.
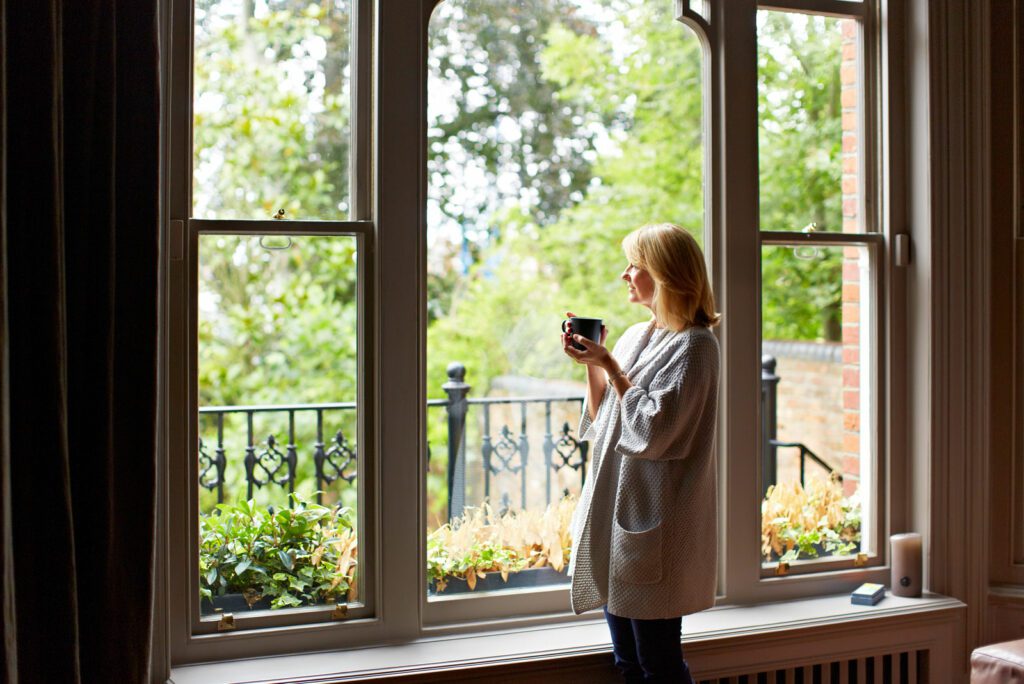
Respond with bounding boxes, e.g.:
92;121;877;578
198;494;357;610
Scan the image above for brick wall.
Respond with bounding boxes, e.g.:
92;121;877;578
765;19;863;499
839;18;861;498
766;342;844;486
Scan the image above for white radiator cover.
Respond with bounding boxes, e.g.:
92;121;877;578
685;596;964;683
694;649;928;683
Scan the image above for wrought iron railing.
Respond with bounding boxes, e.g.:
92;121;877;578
197;357;831;513
760;355;840;496
433;362;589;519
198;401;359;506
198;363;588;515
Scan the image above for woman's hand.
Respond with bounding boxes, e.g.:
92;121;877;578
562;310;611;371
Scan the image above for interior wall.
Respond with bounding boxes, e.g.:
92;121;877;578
906;1;993;669
986;0;1024;647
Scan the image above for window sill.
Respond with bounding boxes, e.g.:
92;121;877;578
168;592;965;683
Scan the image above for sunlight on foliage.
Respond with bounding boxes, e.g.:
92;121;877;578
199;494;357;610
427;495;577;592
761;475;861;563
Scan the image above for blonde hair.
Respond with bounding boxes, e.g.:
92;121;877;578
621;223;721;331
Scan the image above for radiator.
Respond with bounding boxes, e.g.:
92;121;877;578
695;648;930;684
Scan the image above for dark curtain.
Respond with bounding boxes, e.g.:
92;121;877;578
1;0;160;682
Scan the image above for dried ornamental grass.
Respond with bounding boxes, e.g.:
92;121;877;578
761;474;861;562
428;495;577;593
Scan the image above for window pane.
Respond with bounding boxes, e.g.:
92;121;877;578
193;0;352;220
197;234;360;616
757;11;862;233
426;0;704;599
760;244;872;567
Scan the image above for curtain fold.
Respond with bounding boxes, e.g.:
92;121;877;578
1;1;160;681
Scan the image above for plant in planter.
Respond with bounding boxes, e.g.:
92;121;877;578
199;495;357;611
761;475;861;562
428;495;576;593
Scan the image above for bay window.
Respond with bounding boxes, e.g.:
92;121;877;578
167;0;900;664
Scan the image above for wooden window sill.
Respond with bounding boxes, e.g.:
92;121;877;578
169;592;965;683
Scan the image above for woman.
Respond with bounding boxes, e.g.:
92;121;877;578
562;223;720;683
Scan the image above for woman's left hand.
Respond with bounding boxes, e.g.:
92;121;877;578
562;326;612;370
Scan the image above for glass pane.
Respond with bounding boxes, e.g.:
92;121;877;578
193;0;352;220
427;0;705;598
687;0;710;23
760;244;872;567
197;234;360;616
757;11;862;232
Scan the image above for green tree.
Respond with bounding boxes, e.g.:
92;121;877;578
190;0;850;514
758;12;845;342
194;0;351;220
426;0;604;321
427;0;706;399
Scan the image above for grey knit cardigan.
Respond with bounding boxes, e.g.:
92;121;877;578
568;321;720;619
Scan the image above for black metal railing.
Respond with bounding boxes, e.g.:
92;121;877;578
438;361;589;519
198;358;832;513
198;401;359;506
761;355;841;496
198;363;588;515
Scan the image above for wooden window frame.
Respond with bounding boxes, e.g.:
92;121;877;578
160;0;909;665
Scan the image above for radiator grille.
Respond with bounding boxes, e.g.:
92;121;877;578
695;648;930;684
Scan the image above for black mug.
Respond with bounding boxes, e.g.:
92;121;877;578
562;317;603;351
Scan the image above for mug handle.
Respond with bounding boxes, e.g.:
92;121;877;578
561;319;572;334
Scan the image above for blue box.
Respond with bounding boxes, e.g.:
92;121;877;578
851;582;886;605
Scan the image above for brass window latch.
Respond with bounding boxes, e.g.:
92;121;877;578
217;613;236;631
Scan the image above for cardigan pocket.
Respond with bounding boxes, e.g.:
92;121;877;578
611;518;663;585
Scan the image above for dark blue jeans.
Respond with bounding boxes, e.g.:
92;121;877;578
604;606;694;683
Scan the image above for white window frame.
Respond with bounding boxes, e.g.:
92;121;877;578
754;0;887;582
165;0;388;664
712;0;905;605
161;0;909;665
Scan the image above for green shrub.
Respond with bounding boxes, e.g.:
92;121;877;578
199;495;357;609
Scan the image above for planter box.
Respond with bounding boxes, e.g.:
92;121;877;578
765;540;861;564
200;592;275;615
428;566;569;596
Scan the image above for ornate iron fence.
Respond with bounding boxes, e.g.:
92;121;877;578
197;358;825;514
197;363;589;516
198;401;359;507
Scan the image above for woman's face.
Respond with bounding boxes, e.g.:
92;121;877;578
621;262;655;308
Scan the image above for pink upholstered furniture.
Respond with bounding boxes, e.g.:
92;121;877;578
972;639;1024;682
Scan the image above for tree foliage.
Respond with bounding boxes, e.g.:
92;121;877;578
194;0;351;220
192;0;850;512
758;12;846;341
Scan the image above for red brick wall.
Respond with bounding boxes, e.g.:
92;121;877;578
766;19;862;498
767;343;844;486
839;18;861;498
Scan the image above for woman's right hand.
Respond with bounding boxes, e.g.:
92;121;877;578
562;311;609;361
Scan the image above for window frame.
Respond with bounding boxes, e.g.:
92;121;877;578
185;220;376;639
752;0;888;582
166;0;385;664
716;0;900;605
755;231;886;580
162;0;908;665
419;0;716;627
